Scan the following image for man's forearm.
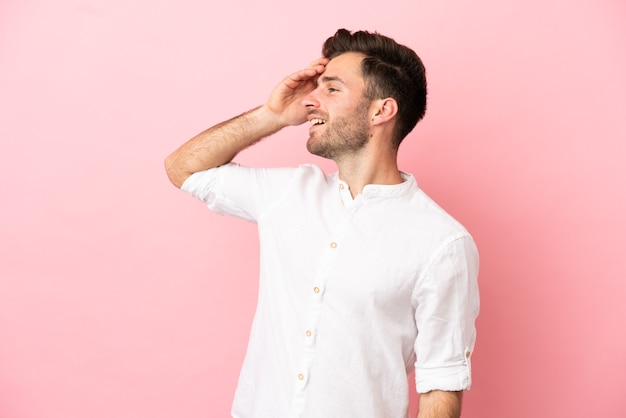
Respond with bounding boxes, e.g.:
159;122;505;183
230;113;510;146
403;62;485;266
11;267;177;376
417;390;463;418
164;105;283;188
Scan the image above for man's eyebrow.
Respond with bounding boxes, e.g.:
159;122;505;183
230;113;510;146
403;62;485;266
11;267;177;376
318;75;346;85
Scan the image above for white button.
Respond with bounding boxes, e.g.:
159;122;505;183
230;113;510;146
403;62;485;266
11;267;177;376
305;330;312;337
297;373;304;381
313;286;320;294
330;242;337;248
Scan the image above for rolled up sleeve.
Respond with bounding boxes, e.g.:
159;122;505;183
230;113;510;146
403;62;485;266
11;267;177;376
413;234;480;393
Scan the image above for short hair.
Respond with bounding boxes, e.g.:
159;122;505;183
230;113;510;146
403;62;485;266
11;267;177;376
322;29;427;148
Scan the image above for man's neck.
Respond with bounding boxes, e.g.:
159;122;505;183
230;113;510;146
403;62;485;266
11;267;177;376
334;146;404;198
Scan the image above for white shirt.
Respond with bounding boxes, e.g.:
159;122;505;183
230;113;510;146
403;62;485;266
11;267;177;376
182;163;479;418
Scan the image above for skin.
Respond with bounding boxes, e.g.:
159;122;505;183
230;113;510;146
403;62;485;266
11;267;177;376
165;53;403;197
302;52;404;197
303;54;372;160
164;52;463;417
418;390;463;418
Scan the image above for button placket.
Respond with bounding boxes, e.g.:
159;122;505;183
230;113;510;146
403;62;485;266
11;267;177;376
292;211;350;416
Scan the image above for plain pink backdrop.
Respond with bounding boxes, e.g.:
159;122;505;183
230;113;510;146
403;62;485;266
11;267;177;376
1;1;625;417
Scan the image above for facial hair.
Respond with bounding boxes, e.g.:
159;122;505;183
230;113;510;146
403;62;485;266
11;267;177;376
306;100;371;160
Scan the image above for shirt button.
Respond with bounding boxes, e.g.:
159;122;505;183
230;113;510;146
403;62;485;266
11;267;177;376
306;330;312;337
330;242;337;248
298;373;305;381
339;184;345;190
313;286;320;294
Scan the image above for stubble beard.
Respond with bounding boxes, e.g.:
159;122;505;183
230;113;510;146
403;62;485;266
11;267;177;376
306;102;371;160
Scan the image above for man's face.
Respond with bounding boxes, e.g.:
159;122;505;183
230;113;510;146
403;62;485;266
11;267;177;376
303;52;373;160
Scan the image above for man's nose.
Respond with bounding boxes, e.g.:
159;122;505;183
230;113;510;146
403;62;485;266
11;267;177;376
302;89;320;109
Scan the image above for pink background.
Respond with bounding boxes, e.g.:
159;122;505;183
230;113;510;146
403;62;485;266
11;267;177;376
1;1;625;417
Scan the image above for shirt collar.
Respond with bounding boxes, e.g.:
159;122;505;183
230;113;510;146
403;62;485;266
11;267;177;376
334;172;417;201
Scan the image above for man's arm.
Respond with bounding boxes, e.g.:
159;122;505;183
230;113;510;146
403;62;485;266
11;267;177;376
417;390;463;418
164;58;328;188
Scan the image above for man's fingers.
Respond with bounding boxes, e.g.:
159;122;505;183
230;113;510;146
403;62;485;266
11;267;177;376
284;69;319;87
307;57;329;69
285;58;329;85
307;57;329;74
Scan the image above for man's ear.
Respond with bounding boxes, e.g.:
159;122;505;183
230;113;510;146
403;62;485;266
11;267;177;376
371;98;398;125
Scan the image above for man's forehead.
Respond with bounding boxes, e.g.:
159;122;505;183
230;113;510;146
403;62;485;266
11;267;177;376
321;52;365;82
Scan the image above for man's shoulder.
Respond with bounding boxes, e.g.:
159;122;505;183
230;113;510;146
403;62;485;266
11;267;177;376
295;163;328;175
223;162;327;176
403;186;473;239
218;162;334;194
291;163;337;184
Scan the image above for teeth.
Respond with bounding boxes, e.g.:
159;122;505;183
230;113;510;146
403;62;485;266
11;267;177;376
310;118;326;126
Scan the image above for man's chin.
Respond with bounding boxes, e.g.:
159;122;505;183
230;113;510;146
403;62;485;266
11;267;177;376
306;138;333;160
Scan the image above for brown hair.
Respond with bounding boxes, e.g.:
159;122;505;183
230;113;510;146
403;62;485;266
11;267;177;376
322;29;427;148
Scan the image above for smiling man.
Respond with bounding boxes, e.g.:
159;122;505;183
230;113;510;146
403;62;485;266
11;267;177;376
165;29;479;418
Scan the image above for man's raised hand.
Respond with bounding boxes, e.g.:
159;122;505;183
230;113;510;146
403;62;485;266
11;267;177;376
265;58;329;127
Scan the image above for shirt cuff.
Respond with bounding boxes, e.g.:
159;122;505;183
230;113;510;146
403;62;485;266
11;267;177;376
415;351;472;393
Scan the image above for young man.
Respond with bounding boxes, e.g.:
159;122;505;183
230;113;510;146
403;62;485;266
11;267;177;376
165;29;479;418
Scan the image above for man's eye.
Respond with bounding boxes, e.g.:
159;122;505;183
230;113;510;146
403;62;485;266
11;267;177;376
328;87;338;93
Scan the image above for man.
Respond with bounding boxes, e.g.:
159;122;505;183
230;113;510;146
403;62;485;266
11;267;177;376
165;29;479;418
